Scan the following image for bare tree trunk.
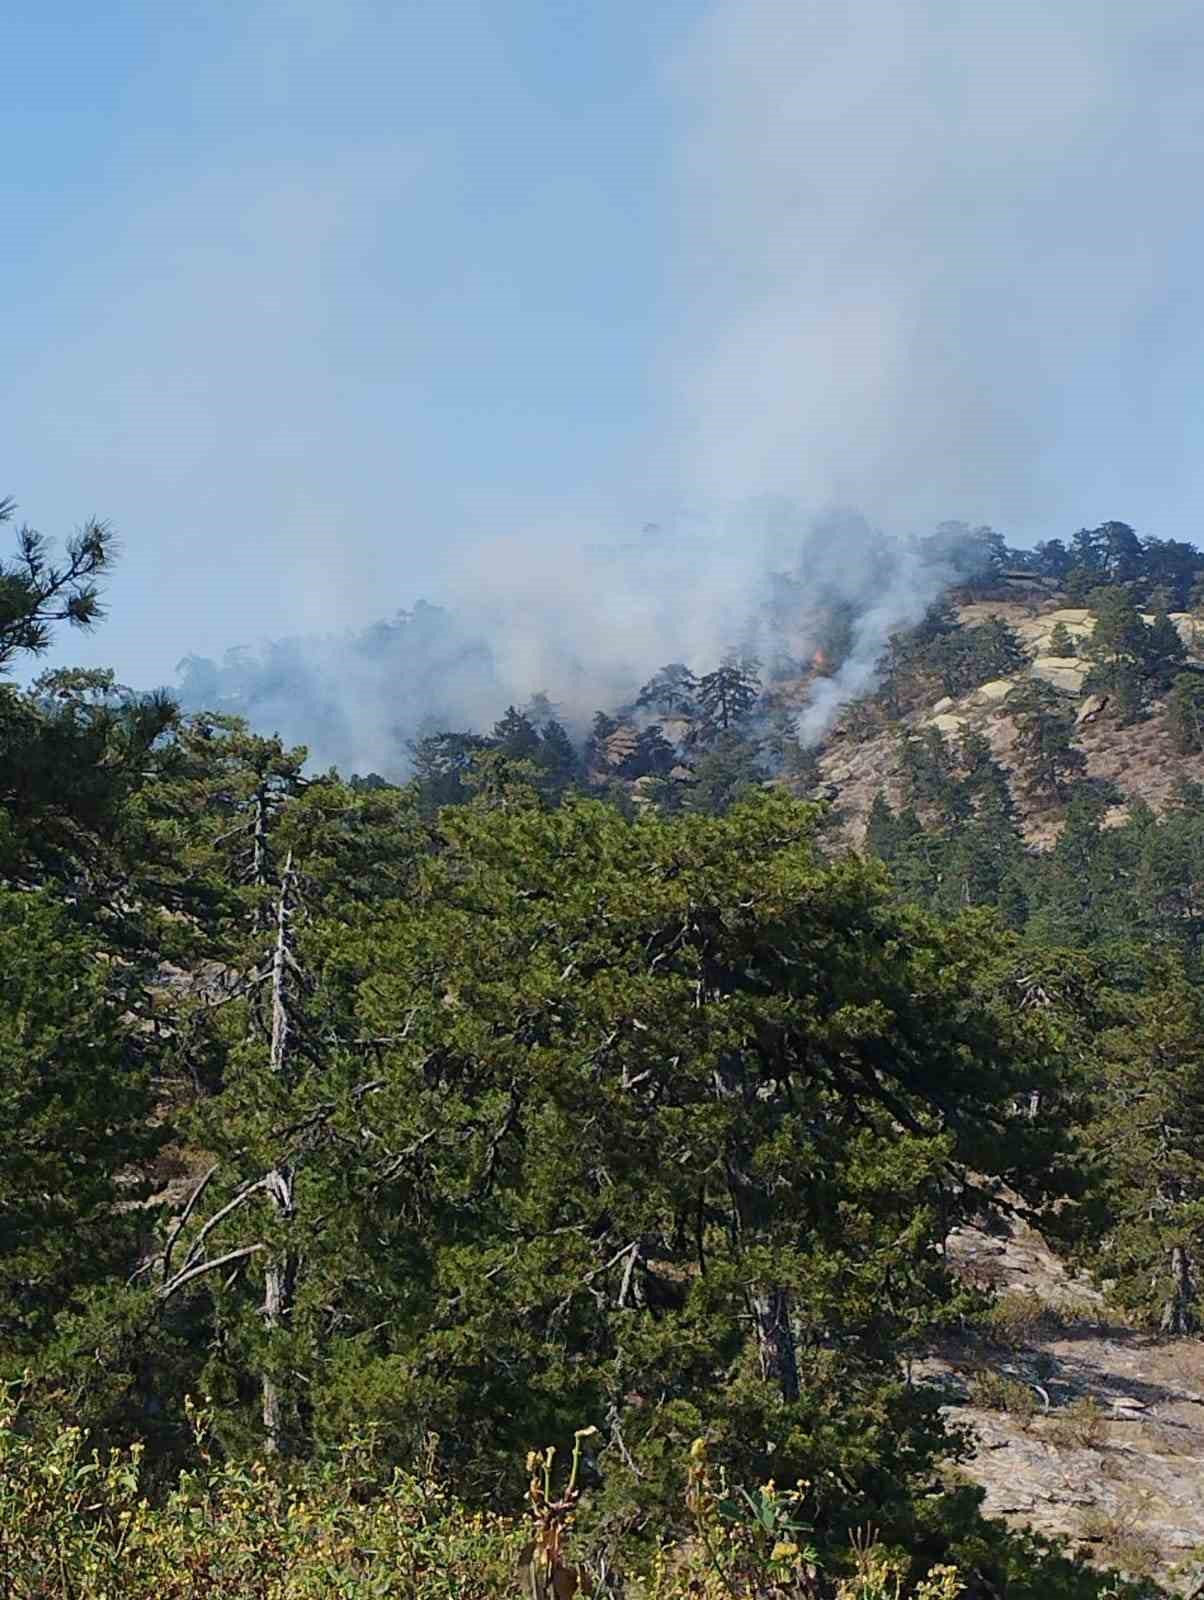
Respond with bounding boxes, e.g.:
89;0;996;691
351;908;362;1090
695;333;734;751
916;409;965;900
262;855;299;1454
751;1285;800;1403
252;783;271;933
1160;1244;1196;1335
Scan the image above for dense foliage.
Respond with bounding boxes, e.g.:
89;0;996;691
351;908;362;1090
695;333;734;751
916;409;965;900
7;505;1204;1597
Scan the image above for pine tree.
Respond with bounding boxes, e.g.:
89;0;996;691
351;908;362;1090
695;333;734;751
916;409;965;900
407;729;492;814
1047;622;1076;658
635;663;698;719
491;706;541;762
535;718;579;799
864;792;902;861
1007;679;1086;799
0;893;160;1358
0;498;114;669
897;727;966;821
1079;965;1204;1333
683;730;765;815
584;710;619;773
1082;585;1167;722
1146;608;1187;692
619;723;676;780
334;791;1072;1547
691;653;761;744
1168;672;1204;754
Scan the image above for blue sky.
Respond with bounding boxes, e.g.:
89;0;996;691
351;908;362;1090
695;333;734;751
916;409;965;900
5;1;1204;685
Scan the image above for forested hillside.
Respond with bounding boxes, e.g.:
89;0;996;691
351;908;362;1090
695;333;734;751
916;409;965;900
8;503;1204;1597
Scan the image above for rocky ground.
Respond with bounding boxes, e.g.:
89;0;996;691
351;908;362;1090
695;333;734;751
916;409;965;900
925;1214;1204;1593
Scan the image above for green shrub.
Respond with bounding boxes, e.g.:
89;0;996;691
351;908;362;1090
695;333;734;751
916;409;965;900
968;1369;1039;1422
1046;1397;1108;1451
982;1290;1061;1348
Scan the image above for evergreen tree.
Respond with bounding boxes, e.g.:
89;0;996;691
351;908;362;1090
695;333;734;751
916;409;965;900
762;706;802;774
1167;672;1204;754
1100;521;1144;586
619;723;677;781
0;893;160;1361
691;653;761;744
491;706;542;762
331;792;1072;1551
1007;679;1086;799
0;499;114;669
1130;799;1204;956
1047;622;1076;658
1146;608;1188;692
897;727;966;820
0;665;178;911
522;691;561;726
408;729;492;814
635;663;698;719
864;792;903;861
1081;585;1172;722
953;616;1026;692
1031;538;1072;580
584;710;619;772
535;718;579;799
683;730;766;815
1079;964;1204;1333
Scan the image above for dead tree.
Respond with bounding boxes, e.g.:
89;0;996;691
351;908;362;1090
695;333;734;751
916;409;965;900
1161;1243;1197;1335
260;852;301;1452
155;856;308;1455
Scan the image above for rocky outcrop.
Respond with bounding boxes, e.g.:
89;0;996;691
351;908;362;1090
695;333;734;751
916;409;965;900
924;1214;1204;1593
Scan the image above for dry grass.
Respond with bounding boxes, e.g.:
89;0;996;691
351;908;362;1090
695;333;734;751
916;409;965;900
1077;1497;1162;1581
1158;1339;1204;1398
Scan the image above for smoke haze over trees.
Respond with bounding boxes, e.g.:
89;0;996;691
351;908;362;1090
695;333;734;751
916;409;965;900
170;512;1023;772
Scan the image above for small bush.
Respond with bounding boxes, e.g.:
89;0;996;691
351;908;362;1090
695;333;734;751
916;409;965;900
1078;1501;1161;1581
1045;1397;1108;1451
967;1369;1039;1422
982;1290;1059;1349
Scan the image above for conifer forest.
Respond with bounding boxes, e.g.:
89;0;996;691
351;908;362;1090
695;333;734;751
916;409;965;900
9;506;1204;1598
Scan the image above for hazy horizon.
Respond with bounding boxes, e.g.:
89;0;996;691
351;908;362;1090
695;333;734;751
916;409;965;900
7;1;1204;750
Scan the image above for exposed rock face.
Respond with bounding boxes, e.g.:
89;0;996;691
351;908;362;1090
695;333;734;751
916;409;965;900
923;1213;1204;1593
602;724;639;768
1076;694;1109;727
1031;657;1090;693
973;678;1016;705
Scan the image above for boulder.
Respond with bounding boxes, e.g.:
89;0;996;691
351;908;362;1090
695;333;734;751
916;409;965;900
930;713;967;735
1171;613;1202;650
1030;658;1088;694
1076;694;1109;727
975;678;1017;704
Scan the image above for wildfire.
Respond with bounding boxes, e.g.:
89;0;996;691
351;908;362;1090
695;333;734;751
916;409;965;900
811;647;828;672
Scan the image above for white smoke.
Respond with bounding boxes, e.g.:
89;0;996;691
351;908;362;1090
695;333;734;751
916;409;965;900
397;0;1204;755
47;0;1204;760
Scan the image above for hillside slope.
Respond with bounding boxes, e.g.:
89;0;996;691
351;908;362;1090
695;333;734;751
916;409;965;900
815;595;1204;847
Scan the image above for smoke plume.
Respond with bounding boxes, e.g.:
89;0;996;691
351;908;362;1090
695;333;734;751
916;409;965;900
169;0;1204;764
